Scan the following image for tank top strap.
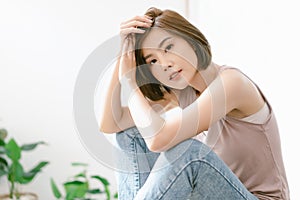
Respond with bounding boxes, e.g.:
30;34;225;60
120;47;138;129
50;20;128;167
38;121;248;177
219;65;273;112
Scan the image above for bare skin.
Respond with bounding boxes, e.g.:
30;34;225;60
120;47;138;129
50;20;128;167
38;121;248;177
99;15;265;152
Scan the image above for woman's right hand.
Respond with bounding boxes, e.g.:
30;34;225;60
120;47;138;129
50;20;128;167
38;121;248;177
99;16;153;133
118;15;153;82
119;15;153;45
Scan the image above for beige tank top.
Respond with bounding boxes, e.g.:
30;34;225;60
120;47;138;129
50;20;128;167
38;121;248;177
179;66;290;200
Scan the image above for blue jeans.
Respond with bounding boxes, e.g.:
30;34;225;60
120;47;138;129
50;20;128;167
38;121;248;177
113;127;258;200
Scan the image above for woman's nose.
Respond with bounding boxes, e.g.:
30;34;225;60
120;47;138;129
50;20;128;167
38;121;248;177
160;59;173;71
163;65;172;71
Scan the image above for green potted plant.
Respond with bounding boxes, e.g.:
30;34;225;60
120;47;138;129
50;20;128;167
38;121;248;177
0;128;49;200
50;162;118;200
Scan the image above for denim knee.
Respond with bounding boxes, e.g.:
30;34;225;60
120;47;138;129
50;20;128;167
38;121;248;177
115;126;149;152
116;126;140;140
163;139;211;164
114;126;159;173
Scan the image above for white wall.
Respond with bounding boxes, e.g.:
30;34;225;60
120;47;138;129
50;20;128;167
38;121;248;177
0;0;299;199
0;0;185;198
189;0;300;199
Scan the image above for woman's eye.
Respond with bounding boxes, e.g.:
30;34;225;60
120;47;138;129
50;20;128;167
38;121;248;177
150;59;157;64
165;44;173;52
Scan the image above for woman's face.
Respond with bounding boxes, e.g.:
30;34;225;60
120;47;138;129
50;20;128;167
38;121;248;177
141;28;198;90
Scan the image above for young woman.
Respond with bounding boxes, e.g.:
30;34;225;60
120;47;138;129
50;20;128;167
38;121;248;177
99;7;290;200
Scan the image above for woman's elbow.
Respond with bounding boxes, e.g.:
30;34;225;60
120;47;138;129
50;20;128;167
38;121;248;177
99;124;118;134
148;143;161;153
146;137;169;153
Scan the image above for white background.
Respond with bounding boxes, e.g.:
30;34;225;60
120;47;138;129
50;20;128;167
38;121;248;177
0;0;299;199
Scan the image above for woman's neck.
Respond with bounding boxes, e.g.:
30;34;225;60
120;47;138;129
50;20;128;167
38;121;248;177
189;62;221;93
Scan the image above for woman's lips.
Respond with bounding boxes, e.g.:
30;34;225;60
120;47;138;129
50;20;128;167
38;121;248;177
169;69;182;80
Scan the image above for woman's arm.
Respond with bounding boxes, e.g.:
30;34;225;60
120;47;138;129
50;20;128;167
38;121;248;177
126;69;263;152
99;15;153;133
98;58;135;133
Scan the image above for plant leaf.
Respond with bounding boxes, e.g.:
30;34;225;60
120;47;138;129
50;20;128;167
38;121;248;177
114;192;118;199
0;157;8;167
0;139;5;147
91;175;110;200
0;157;8;178
87;188;102;194
71;162;88;167
8;161;24;183
21;141;46;151
64;180;88;200
5;139;21;161
0;146;6;154
50;178;62;199
91;175;110;186
0;129;7;140
0;168;8;178
74;171;86;179
28;161;49;173
20;161;49;184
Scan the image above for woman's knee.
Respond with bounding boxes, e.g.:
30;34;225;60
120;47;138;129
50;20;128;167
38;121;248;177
116;126;140;139
164;139;211;161
115;127;143;149
115;126;157;158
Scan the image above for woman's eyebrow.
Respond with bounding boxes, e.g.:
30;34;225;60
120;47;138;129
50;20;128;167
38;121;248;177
158;36;172;48
143;54;152;61
143;36;172;60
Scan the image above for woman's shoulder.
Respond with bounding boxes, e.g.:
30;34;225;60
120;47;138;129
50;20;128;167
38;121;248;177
218;65;259;93
218;65;242;74
218;66;250;88
218;65;266;119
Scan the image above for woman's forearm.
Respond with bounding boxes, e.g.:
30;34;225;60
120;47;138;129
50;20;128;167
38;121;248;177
126;79;166;148
126;79;201;152
99;58;125;133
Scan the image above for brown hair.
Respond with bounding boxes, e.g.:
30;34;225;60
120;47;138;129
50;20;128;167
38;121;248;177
135;7;211;101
